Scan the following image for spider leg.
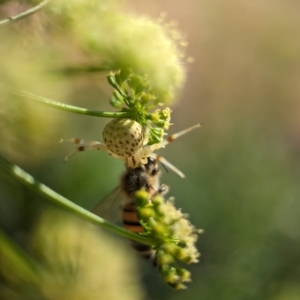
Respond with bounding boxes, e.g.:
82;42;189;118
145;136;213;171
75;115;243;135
59;138;103;146
60;138;124;161
162;124;201;147
151;153;185;178
143;124;201;154
137;124;200;177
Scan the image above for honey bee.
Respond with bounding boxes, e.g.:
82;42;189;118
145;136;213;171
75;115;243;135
89;124;200;258
93;156;167;260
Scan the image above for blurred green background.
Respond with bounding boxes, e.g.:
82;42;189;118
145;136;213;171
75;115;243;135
1;0;300;299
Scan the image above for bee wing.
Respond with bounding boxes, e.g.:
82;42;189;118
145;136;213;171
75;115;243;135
92;186;124;223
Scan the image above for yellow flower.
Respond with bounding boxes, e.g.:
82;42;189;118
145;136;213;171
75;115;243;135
135;190;202;289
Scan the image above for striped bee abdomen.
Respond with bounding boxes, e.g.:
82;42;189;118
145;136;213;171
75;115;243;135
122;203;143;233
122;202;155;260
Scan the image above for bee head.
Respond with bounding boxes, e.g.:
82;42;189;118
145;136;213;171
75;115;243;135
144;157;160;177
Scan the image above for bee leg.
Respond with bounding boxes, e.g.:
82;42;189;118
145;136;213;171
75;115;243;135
156;184;169;196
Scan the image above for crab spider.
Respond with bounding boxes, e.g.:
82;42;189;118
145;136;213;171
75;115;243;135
60;123;200;178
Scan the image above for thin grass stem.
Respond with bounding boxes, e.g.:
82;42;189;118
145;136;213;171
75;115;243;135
0;154;154;246
0;0;50;27
0;86;131;118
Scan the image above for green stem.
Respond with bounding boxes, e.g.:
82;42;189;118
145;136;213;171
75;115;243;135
0;229;39;284
0;0;50;27
0;154;154;246
52;65;111;75
1;86;131;118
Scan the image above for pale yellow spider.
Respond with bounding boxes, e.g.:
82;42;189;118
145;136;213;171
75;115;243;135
61;121;200;178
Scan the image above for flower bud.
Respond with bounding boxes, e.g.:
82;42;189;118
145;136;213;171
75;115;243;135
177;268;191;282
160;243;178;255
156;252;174;266
138;207;154;220
135;190;149;207
151;195;164;206
150;220;166;239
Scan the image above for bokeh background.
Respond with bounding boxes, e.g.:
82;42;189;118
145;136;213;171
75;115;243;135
1;0;300;299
